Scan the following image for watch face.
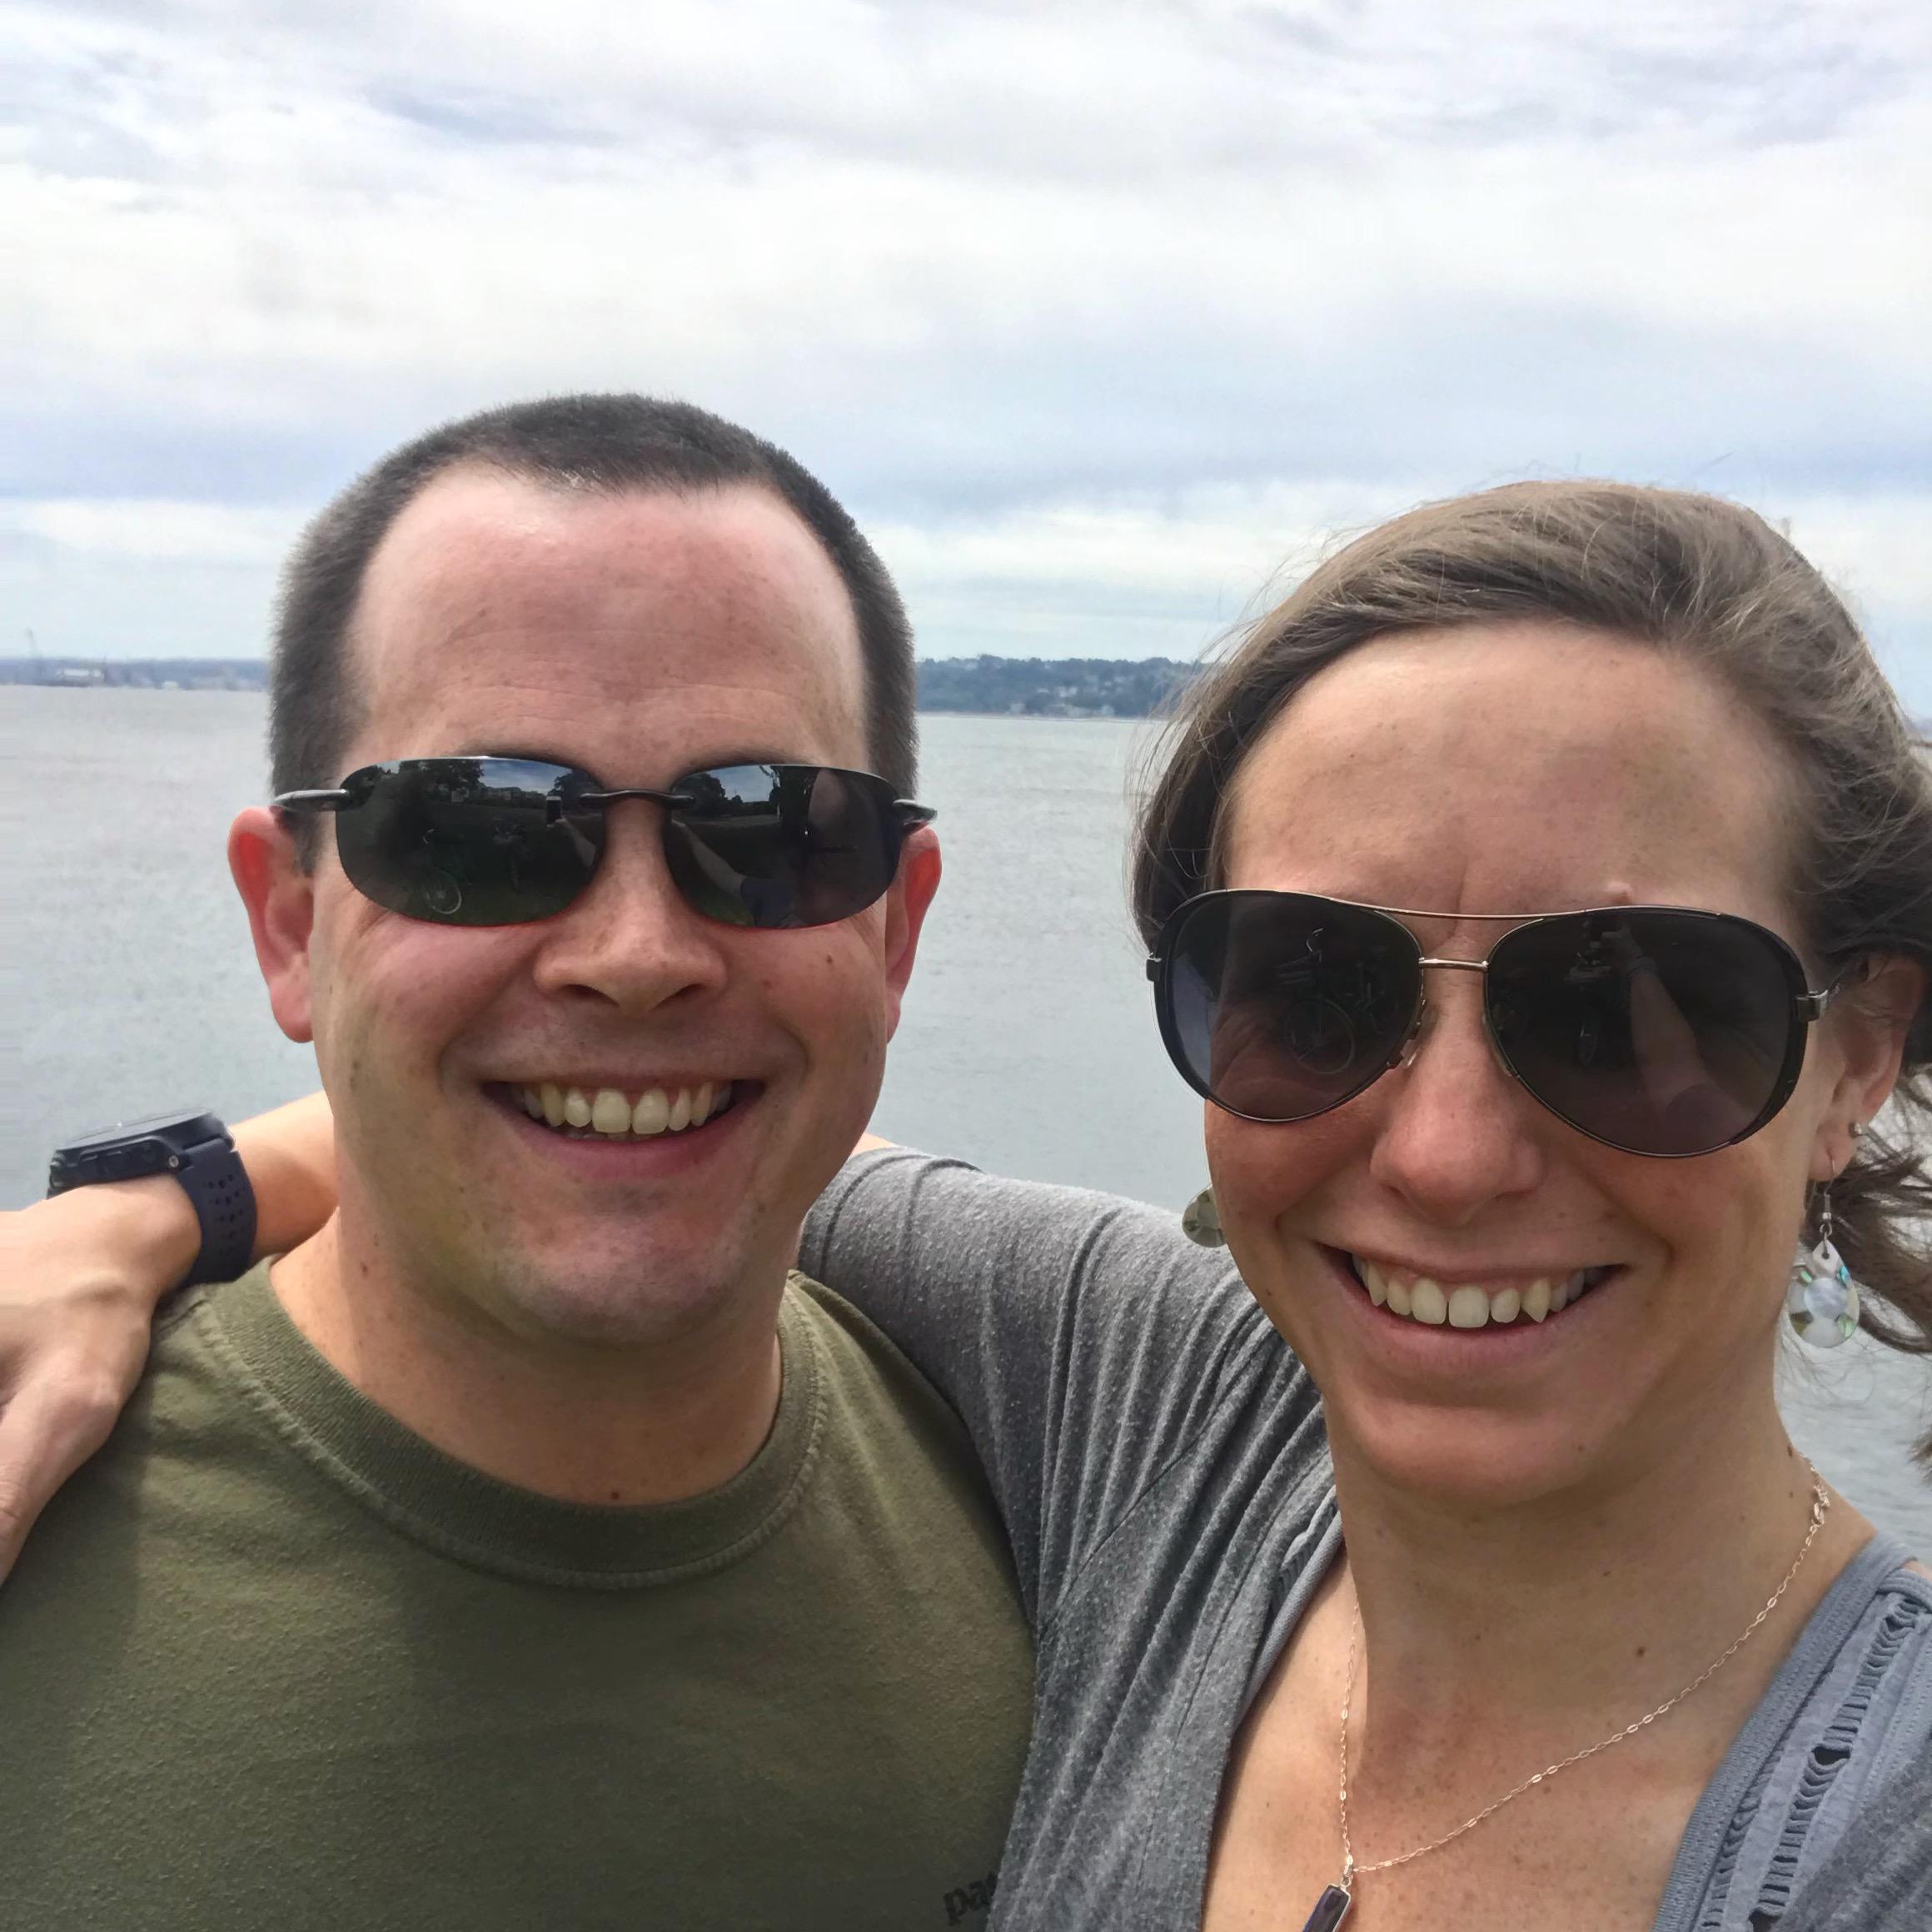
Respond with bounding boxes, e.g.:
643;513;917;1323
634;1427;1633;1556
55;1110;226;1155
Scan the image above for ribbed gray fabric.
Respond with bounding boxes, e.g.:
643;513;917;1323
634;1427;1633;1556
1780;1733;1932;1930
800;1149;1932;1931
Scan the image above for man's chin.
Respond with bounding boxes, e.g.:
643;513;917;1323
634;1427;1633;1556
461;1242;774;1355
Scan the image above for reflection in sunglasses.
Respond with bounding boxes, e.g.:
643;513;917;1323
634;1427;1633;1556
1153;891;1825;1156
279;755;934;933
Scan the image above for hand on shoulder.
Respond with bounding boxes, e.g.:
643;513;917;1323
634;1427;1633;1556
0;1178;187;1580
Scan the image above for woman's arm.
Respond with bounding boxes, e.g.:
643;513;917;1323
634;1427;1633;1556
232;1092;341;1254
0;1091;338;1579
799;1148;1278;1630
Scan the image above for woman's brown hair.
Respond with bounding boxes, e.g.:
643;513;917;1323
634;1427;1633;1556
1133;481;1932;1449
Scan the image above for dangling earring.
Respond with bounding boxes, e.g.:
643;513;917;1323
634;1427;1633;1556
1786;1187;1860;1348
1182;1186;1227;1248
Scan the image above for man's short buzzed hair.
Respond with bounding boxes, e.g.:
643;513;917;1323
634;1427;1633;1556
270;395;918;839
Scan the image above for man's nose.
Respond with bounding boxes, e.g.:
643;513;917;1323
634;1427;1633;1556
528;801;730;1012
1367;972;1546;1224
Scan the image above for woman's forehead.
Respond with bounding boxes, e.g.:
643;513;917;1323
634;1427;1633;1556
1220;624;1800;920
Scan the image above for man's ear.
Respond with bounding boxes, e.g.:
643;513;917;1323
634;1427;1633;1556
1811;954;1927;1179
229;807;317;1045
880;826;941;1039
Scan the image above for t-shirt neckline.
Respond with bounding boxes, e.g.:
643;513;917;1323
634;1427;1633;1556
191;1261;829;1590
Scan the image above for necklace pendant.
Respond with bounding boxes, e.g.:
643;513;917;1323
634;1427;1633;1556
1300;1884;1353;1932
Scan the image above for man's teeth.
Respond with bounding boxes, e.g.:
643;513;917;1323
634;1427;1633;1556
1355;1257;1606;1328
516;1081;731;1139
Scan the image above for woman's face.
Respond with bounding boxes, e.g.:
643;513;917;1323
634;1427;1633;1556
1206;620;1880;1509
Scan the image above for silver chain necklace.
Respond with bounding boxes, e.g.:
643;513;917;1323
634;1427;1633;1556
1297;1467;1830;1932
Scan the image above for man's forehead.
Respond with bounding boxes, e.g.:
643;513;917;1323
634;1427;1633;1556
343;467;869;758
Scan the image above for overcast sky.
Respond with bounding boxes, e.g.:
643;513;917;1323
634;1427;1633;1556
5;0;1930;697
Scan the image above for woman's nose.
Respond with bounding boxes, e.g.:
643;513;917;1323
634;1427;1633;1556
1367;976;1546;1224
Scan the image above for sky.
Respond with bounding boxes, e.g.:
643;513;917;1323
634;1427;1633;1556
4;0;1930;697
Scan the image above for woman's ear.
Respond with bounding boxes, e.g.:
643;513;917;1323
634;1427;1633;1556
1811;955;1925;1179
229;807;317;1045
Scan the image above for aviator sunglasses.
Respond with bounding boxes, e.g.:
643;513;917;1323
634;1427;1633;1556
273;756;935;931
1148;890;1850;1158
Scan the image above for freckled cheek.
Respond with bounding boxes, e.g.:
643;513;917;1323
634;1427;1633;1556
1616;1150;1794;1333
1200;1118;1349;1354
1205;1107;1374;1238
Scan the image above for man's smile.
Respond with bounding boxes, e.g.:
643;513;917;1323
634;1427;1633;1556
502;1078;744;1139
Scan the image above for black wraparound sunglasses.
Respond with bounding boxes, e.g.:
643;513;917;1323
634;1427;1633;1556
1148;889;1851;1158
273;756;935;931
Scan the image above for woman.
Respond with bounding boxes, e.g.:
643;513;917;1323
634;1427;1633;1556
7;481;1932;1929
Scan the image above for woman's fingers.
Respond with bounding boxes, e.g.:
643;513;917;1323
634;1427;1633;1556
0;1356;145;1582
0;1192;183;1583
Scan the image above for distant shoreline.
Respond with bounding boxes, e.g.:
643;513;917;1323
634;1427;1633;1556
2;654;1205;721
4;682;1154;723
11;663;1930;742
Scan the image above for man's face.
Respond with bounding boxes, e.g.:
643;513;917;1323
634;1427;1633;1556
250;469;932;1352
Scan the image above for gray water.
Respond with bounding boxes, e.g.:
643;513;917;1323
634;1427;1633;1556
7;686;1930;1546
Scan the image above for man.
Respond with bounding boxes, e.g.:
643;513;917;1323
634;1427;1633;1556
0;397;1032;1930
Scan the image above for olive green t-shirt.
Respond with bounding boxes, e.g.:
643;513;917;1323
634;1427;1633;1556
0;1262;1033;1931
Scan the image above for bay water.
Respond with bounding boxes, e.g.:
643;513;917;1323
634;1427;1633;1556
6;685;1929;1546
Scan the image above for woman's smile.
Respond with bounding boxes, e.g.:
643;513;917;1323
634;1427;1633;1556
1335;1248;1620;1327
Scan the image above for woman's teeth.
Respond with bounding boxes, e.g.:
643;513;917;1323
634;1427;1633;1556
515;1081;732;1139
1353;1257;1610;1328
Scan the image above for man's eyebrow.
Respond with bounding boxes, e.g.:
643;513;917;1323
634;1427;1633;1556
680;751;801;772
446;746;812;774
443;745;591;771
457;744;570;764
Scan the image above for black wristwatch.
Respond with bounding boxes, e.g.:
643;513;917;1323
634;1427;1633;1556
47;1110;257;1287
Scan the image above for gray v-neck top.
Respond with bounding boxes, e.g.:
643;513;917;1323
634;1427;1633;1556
800;1150;1932;1931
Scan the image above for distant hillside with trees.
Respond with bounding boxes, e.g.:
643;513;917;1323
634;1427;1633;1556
914;655;1199;717
2;652;1204;718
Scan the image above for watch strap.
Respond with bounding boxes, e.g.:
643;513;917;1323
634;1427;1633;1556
172;1131;257;1287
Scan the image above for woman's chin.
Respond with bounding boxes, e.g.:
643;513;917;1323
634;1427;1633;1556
1321;1399;1616;1515
1237;1239;1684;1515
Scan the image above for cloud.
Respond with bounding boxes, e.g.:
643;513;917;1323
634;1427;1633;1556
874;478;1932;682
32;0;1926;177
0;497;301;562
2;1;1927;691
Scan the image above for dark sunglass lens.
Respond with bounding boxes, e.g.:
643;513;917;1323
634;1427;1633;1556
334;759;600;925
663;765;899;930
1486;910;1802;1155
1163;894;1421;1121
